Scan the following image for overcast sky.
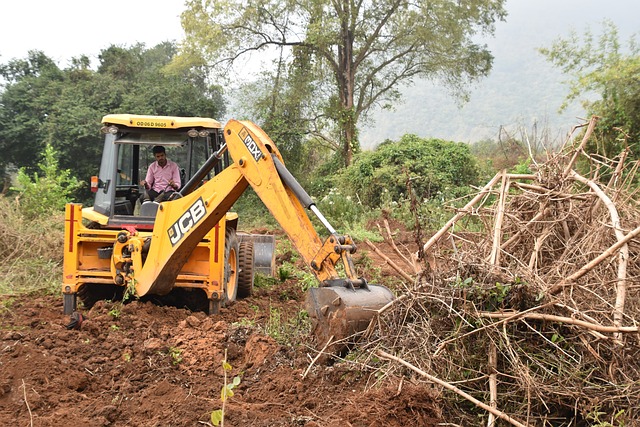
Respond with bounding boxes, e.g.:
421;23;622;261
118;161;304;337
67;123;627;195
0;0;186;65
1;1;637;66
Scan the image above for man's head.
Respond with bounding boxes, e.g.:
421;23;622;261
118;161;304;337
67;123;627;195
152;145;167;167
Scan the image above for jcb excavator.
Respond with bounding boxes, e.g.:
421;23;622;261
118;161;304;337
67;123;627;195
62;114;393;347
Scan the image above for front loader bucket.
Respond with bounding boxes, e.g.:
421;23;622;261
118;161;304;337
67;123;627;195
306;284;394;357
238;233;276;276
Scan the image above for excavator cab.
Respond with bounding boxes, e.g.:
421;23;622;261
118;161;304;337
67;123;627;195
87;115;227;229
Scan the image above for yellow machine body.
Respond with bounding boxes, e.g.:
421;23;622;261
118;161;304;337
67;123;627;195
62;115;394;346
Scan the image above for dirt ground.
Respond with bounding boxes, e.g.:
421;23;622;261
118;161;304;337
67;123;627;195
0;231;442;426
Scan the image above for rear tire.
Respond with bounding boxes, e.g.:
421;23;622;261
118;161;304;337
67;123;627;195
223;228;239;306
237;241;255;298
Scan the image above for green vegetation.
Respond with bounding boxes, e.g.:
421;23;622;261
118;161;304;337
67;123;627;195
12;144;82;219
540;20;640;163
168;346;183;365
0;43;225;202
263;306;310;346
211;350;241;427
0;146;78;297
339;134;480;208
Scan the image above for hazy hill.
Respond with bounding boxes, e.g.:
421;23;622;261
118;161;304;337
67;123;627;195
360;0;638;148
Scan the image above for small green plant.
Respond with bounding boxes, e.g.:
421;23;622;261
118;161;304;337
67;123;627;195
265;306;283;341
254;273;278;289
122;352;132;362
123;279;137;302
110;324;120;331
168;346;183;365
453;276;474;288
277;263;294;282
232;318;256;328
294;269;316;292
211;349;241;427
489;282;511;305
108;307;121;319
586;407;626;427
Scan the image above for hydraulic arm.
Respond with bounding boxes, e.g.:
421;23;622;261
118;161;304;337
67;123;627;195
106;119;394;348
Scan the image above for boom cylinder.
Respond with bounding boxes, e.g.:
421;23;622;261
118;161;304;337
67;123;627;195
271;155;337;235
179;143;228;196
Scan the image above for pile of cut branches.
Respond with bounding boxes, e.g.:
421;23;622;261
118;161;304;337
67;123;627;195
360;117;640;426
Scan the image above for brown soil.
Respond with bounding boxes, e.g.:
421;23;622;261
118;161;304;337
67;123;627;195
0;235;440;426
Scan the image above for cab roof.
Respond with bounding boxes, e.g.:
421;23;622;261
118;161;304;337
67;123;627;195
102;114;222;130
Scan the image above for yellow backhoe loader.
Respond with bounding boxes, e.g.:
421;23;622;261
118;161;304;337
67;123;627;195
62;114;393;347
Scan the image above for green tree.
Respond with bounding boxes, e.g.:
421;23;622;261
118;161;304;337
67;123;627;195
539;20;640;158
0;51;63;180
338;134;479;208
179;0;506;166
0;43;226;198
234;48;313;177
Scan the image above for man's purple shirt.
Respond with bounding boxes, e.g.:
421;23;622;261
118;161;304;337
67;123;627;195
145;159;181;192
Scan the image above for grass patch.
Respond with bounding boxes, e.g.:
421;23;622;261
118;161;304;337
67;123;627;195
263;306;310;346
0;197;64;297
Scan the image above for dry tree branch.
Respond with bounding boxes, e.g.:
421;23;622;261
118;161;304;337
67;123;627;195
422;172;504;254
549;225;640;295
478;312;638;333
489;171;509;266
377;350;531;427
487;341;498;427
497;204;549;255
434;303;554;356
364;239;415;282
570;170;629;333
382;219;419;273
562;115;599;179
21;379;33;427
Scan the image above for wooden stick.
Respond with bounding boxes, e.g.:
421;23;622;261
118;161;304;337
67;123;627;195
489;171;509;266
548;224;640;295
422;172;503;254
487;342;498;427
21;379;33;427
498;205;547;253
383;219;418;273
364;239;415;282
302;335;334;379
570;170;629;334
377;350;530;427
563;115;598;178
479;312;638;333
487;172;507;426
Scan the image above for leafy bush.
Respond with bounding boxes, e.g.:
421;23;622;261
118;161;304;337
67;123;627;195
316;187;364;226
337;134;480;210
0;145;77;295
12;144;82;219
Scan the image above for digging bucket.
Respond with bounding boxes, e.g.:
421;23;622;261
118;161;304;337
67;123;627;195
306;284;395;356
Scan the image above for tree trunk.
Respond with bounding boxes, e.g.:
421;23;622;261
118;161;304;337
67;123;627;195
336;2;357;166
